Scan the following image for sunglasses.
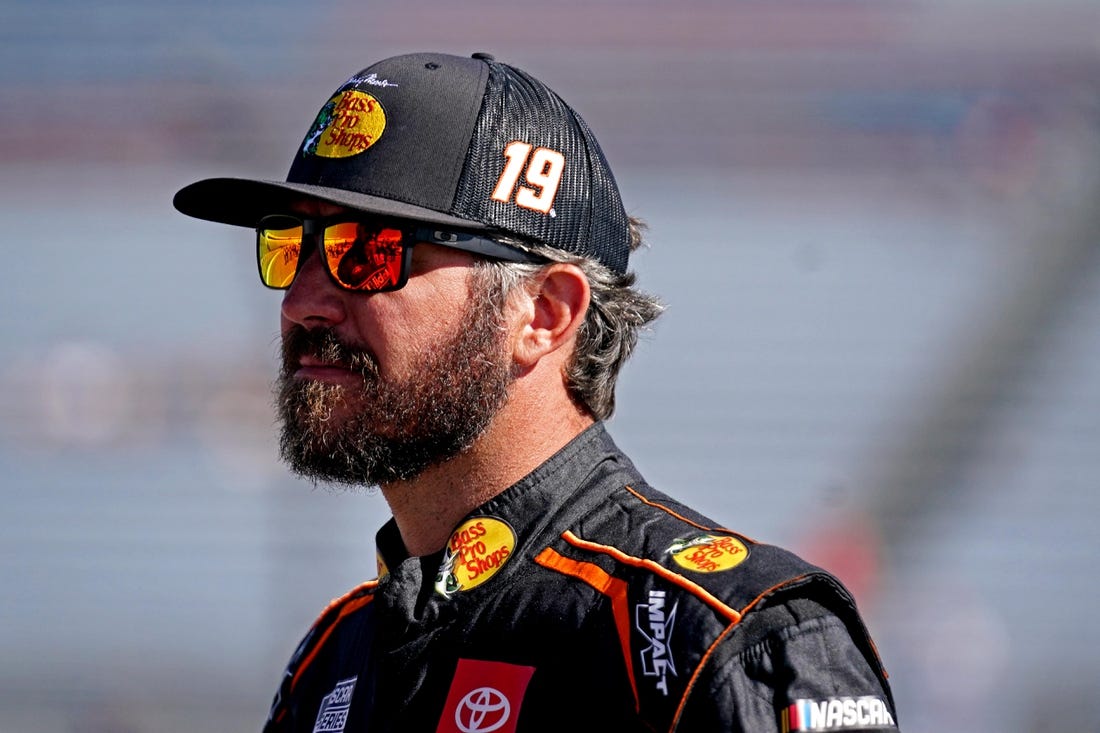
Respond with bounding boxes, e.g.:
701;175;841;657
256;214;545;292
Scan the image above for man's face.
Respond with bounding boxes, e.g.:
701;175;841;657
275;212;514;487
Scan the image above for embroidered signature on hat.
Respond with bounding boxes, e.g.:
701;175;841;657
349;72;399;88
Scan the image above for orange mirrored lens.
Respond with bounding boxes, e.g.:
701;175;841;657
258;224;302;288
322;223;405;291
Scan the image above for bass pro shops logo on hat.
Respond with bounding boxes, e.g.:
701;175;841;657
302;90;387;158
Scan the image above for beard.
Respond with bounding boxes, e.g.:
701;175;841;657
275;292;513;488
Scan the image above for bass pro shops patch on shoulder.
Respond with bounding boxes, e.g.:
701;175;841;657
667;534;749;572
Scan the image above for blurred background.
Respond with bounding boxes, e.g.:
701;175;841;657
2;0;1099;731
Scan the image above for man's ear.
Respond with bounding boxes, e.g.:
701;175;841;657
512;264;591;369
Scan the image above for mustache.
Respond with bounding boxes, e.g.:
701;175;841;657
281;325;380;378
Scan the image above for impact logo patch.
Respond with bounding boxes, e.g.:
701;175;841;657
302;90;386;158
667;534;749;573
782;697;896;732
312;676;357;733
436;659;535;733
435;517;516;598
635;589;678;696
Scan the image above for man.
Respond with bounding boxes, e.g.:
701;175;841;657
174;51;899;733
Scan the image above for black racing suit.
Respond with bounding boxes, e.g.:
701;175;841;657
263;423;899;732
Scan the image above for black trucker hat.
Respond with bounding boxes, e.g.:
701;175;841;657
173;51;631;274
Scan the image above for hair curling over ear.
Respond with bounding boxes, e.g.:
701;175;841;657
472;217;665;420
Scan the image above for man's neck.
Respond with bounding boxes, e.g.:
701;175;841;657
380;402;594;557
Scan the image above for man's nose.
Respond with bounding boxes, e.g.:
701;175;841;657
280;245;347;327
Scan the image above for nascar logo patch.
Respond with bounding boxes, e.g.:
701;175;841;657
782;696;896;731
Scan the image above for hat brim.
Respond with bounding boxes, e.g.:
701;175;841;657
173;177;491;232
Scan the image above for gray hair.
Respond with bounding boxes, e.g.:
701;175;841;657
472;217;665;421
